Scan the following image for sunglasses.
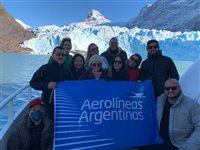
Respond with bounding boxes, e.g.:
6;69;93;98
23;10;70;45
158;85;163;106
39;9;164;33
92;63;101;67
130;57;139;63
56;53;66;57
114;60;122;64
164;86;178;91
148;45;159;49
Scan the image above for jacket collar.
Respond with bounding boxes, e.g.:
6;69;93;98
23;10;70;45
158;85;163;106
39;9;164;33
158;90;184;107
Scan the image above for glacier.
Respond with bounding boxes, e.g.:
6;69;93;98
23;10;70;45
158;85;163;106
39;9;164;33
22;25;200;61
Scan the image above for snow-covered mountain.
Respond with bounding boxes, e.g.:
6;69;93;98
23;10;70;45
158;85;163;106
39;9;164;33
15;18;31;29
69;9;111;27
21;24;200;61
126;0;200;32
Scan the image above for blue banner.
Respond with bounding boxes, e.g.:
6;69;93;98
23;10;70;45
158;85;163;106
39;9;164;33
54;80;162;150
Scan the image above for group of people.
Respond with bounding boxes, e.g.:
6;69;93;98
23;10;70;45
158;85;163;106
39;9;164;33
7;37;200;150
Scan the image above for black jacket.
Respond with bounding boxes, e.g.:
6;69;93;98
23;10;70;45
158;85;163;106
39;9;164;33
139;52;179;97
30;61;72;104
7;116;53;150
101;47;127;66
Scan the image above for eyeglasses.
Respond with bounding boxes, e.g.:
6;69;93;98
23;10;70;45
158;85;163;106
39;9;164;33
114;60;122;64
148;45;159;49
164;86;178;91
130;57;139;63
56;53;66;57
92;63;101;67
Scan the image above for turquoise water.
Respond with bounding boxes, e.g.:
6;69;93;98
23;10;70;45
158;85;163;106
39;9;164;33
0;52;194;130
0;52;49;130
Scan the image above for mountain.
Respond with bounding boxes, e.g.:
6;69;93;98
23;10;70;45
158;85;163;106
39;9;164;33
0;3;34;53
15;18;31;29
126;0;200;32
21;24;200;61
69;9;111;27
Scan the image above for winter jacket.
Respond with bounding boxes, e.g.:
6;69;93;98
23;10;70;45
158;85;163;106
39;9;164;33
7;116;53;150
101;47;127;66
139;51;179;97
29;61;72;119
157;91;200;150
30;61;72;104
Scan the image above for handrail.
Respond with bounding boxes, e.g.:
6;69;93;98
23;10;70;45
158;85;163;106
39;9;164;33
0;83;32;133
0;83;30;110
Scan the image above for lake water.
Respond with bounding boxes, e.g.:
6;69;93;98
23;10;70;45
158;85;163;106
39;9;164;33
0;52;194;130
0;52;194;100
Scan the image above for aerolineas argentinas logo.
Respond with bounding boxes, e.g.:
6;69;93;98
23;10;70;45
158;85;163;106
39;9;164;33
78;96;144;125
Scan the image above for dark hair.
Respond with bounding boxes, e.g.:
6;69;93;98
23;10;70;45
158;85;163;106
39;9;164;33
60;37;71;47
129;53;142;68
70;54;85;70
52;46;65;54
147;39;159;49
113;55;126;70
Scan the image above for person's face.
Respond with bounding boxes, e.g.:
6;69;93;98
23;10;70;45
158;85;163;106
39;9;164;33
147;42;159;55
90;45;99;56
164;80;180;99
109;39;118;51
91;61;101;72
128;55;140;68
74;56;84;70
29;104;45;122
53;49;66;65
114;56;123;71
62;41;72;53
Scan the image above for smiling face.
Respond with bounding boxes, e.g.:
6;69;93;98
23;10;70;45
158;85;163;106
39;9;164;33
113;56;123;71
91;60;101;72
109;38;118;51
164;79;180;102
52;48;66;65
62;40;72;53
89;44;99;56
147;42;159;56
128;55;140;68
74;56;84;70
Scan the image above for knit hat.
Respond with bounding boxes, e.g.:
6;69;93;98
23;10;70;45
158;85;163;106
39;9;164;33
29;98;45;108
89;55;102;66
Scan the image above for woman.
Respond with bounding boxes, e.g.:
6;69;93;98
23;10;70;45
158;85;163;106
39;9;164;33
85;43;109;70
108;55;128;81
48;37;73;68
128;53;142;81
70;54;85;80
80;55;108;80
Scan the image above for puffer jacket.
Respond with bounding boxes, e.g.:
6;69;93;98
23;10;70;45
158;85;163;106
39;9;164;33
7;115;53;150
157;91;200;150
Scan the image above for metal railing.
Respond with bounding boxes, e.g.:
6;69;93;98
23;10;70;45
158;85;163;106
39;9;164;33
0;83;32;139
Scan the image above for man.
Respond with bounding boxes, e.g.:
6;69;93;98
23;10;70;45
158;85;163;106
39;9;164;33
156;79;200;150
48;37;73;68
101;37;127;66
7;98;53;150
139;39;179;97
30;46;72;119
